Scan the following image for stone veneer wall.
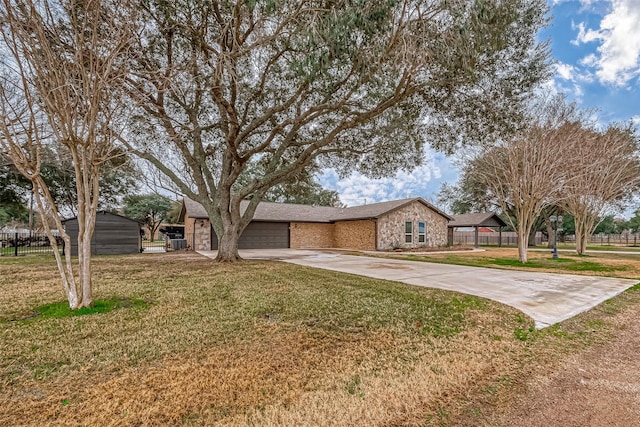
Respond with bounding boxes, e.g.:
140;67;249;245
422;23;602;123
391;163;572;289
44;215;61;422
377;202;448;250
184;217;195;250
185;217;212;250
290;222;335;248
334;220;376;250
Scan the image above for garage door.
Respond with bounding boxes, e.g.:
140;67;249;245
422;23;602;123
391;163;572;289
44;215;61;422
211;222;290;249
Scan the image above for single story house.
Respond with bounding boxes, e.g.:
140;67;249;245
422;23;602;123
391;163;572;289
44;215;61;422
179;197;452;251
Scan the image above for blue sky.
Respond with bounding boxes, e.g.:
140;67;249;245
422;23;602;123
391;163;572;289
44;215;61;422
319;0;640;208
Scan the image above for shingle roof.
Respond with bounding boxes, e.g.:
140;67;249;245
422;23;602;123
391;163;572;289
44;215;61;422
330;198;452;221
448;212;507;228
182;197;342;222
182;197;209;219
181;197;452;223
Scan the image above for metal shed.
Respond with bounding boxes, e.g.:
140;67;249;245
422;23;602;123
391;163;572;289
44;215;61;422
63;211;142;255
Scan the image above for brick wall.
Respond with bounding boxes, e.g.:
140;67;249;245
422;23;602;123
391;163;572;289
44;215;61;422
290;222;335;248
377;202;448;250
334;220;376;250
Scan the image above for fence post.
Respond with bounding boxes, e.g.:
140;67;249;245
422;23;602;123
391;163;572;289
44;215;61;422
14;232;18;257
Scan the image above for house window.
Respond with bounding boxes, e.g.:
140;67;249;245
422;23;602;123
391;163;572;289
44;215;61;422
418;221;426;243
405;221;413;243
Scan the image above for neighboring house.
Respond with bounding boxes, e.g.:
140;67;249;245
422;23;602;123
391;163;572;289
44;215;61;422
179;197;452;251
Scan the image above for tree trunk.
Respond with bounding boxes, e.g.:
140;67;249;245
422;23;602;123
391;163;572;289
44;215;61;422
579;232;588;255
32;179;82;309
575;218;588;256
78;244;93;307
517;226;529;263
545;220;555;249
76;212;94;307
215;219;243;262
528;225;538;247
211;192;262;263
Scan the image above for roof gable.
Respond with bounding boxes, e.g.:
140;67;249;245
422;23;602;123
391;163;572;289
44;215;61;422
448;212;507;228
181;197;452;223
330;198;452;221
62;210;142;224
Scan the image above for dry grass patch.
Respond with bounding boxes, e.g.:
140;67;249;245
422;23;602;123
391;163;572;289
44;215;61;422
1;252;528;426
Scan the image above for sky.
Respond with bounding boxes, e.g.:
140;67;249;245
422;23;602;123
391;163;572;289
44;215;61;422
318;0;640;208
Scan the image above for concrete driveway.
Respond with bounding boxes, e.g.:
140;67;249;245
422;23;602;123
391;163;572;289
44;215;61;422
197;249;638;329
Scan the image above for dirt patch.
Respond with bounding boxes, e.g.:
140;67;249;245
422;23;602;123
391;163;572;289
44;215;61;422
491;309;640;426
447;287;640;427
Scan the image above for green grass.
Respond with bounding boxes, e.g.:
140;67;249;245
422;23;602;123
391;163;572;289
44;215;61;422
0;246;59;257
465;243;640;252
0;254;510;379
0;253;528;426
29;298;148;321
581;244;640;252
4;253;640;426
403;253;621;273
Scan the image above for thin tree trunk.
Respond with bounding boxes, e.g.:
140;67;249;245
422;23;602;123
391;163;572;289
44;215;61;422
575;220;585;255
579;232;588;255
78;225;93;307
32;178;81;308
517;226;529;263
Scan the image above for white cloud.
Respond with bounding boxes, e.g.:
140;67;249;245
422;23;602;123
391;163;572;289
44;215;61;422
554;62;576;80
632;115;640;126
571;21;601;45
579;53;599;67
318;150;444;207
572;0;640;86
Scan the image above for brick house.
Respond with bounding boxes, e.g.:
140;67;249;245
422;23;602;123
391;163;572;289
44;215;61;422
180;197;451;251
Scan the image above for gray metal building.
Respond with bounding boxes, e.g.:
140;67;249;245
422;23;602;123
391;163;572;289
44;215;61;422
63;211;142;255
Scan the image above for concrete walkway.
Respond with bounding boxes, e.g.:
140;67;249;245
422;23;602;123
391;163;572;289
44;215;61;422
197;249;638;329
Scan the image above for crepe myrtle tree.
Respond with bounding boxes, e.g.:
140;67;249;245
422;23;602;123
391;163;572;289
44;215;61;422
563;122;640;255
123;0;551;261
470;96;586;263
0;0;134;308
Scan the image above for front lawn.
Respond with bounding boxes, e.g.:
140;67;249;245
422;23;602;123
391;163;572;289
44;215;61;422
2;252;640;425
0;253;525;426
388;247;640;279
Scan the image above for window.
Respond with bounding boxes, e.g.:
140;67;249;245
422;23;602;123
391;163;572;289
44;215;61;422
418;221;426;243
405;221;413;243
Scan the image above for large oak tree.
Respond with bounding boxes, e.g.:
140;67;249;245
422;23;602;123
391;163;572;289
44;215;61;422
123;0;551;261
